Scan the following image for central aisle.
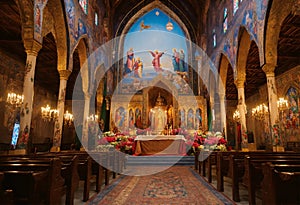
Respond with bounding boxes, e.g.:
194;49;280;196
87;166;234;205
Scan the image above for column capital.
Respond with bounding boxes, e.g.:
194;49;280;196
262;63;276;76
24;39;42;56
219;93;225;99
234;79;245;89
84;93;91;99
59;70;71;80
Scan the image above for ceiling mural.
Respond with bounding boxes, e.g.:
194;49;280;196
34;0;48;42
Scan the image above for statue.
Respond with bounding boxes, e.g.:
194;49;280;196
150;93;167;134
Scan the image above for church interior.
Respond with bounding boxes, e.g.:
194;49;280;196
0;0;299;204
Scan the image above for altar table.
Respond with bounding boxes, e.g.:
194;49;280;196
134;135;186;156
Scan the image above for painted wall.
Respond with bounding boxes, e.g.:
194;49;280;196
0;50;58;145
207;0;269;72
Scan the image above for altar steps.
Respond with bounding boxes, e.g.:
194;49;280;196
125;155;194;166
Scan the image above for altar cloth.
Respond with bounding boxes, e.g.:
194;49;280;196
134;135;186;156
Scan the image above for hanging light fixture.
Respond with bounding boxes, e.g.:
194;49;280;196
41;104;59;121
7;92;24;107
233;109;240;122
64;110;74;126
166;19;173;31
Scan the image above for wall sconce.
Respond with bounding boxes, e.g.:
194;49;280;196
64;110;74;126
41;105;59;121
7;92;24;107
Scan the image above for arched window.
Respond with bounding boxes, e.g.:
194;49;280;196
233;0;242;15
79;0;88;14
213;29;217;47
95;12;98;26
223;8;228;33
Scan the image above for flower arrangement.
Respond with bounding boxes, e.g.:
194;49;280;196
97;132;136;154
191;131;228;152
96;128;229;155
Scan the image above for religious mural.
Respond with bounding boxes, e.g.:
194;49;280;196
115;107;126;130
195;108;203;130
283;87;300;141
187;109;194;129
34;0;48;42
120;9;190;95
64;0;88;51
128;109;134;129
218;0;269;69
179;109;186;128
135;108;142;129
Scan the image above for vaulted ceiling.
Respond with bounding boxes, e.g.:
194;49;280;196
0;0;299;101
110;0;203;40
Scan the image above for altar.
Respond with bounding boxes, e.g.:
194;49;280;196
134;135;186;156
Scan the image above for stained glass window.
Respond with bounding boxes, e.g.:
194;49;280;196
79;0;88;14
223;8;228;33
95;12;98;26
233;0;239;15
213;29;217;47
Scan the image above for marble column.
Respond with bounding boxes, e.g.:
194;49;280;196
20;40;42;151
263;64;279;149
219;93;227;138
82;93;91;149
262;65;279;127
210;95;215;131
52;70;71;151
236;80;248;149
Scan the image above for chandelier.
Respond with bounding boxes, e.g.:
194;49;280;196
252;103;269;121
7;92;24;107
277;97;288;111
41;105;59;121
166;21;173;31
64;110;74;126
233;109;240;122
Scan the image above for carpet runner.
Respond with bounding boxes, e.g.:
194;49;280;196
87;166;234;205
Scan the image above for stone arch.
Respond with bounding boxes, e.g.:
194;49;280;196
149;74;179;97
236;26;251;83
42;0;68;72
73;37;89;95
218;53;232;92
16;0;34;40
264;0;297;67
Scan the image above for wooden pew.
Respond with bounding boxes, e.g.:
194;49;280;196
32;154;79;205
197;151;211;177
216;151;233;192
207;152;217;183
41;151;92;202
214;152;300;202
244;154;300;205
89;152;107;192
2;170;48;204
262;163;300;205
0;158;65;205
